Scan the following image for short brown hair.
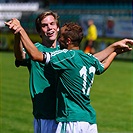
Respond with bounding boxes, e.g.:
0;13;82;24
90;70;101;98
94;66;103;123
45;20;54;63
61;22;83;46
35;11;59;33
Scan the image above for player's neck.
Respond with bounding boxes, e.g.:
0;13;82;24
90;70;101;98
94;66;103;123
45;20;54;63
68;45;79;50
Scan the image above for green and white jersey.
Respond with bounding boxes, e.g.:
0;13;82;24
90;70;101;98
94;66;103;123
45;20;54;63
16;42;59;119
47;49;104;123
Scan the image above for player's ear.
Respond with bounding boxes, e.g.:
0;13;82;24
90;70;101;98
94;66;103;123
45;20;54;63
67;38;71;45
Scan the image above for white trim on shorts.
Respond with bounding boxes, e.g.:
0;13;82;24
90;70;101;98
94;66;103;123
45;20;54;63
55;121;98;133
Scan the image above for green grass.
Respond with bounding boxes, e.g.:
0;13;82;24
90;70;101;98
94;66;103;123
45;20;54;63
91;59;133;133
0;52;33;133
0;52;133;133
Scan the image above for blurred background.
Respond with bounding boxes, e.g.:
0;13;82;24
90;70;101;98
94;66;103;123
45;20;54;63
0;1;133;133
0;0;133;60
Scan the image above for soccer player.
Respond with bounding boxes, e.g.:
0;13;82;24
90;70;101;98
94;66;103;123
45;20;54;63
5;11;60;133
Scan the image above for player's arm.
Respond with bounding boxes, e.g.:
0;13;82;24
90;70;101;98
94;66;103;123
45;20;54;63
14;34;25;60
101;47;128;71
19;27;43;61
94;39;133;61
5;18;43;61
102;52;117;71
5;19;25;60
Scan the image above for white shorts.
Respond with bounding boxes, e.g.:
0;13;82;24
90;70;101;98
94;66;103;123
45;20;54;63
34;118;58;133
55;121;98;133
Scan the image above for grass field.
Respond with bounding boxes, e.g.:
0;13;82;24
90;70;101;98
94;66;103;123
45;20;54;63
0;51;133;133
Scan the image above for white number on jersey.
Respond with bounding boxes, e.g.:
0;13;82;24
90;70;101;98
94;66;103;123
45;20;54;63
80;66;95;95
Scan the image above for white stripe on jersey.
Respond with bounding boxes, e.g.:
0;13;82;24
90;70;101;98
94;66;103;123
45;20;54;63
51;49;68;56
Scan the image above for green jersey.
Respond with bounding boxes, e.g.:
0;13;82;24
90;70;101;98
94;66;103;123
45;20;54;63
47;49;104;124
16;42;59;119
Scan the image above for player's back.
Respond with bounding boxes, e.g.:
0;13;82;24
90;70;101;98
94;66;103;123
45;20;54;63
49;49;104;123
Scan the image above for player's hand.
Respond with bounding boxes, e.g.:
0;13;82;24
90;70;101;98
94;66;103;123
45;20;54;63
5;18;22;34
113;38;133;49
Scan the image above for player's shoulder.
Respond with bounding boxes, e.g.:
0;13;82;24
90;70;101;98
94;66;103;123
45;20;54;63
79;51;99;62
34;42;41;47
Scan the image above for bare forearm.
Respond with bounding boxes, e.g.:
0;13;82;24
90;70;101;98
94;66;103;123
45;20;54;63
14;34;25;60
19;28;43;61
102;52;117;71
94;44;115;61
5;18;43;61
94;38;133;61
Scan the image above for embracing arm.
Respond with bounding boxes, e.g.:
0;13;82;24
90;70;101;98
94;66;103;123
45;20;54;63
5;18;43;61
102;52;117;72
14;34;25;60
19;28;43;61
94;39;133;61
5;19;25;60
101;45;132;72
94;44;115;61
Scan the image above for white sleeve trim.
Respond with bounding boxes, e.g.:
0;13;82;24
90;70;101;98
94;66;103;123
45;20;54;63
45;52;51;64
